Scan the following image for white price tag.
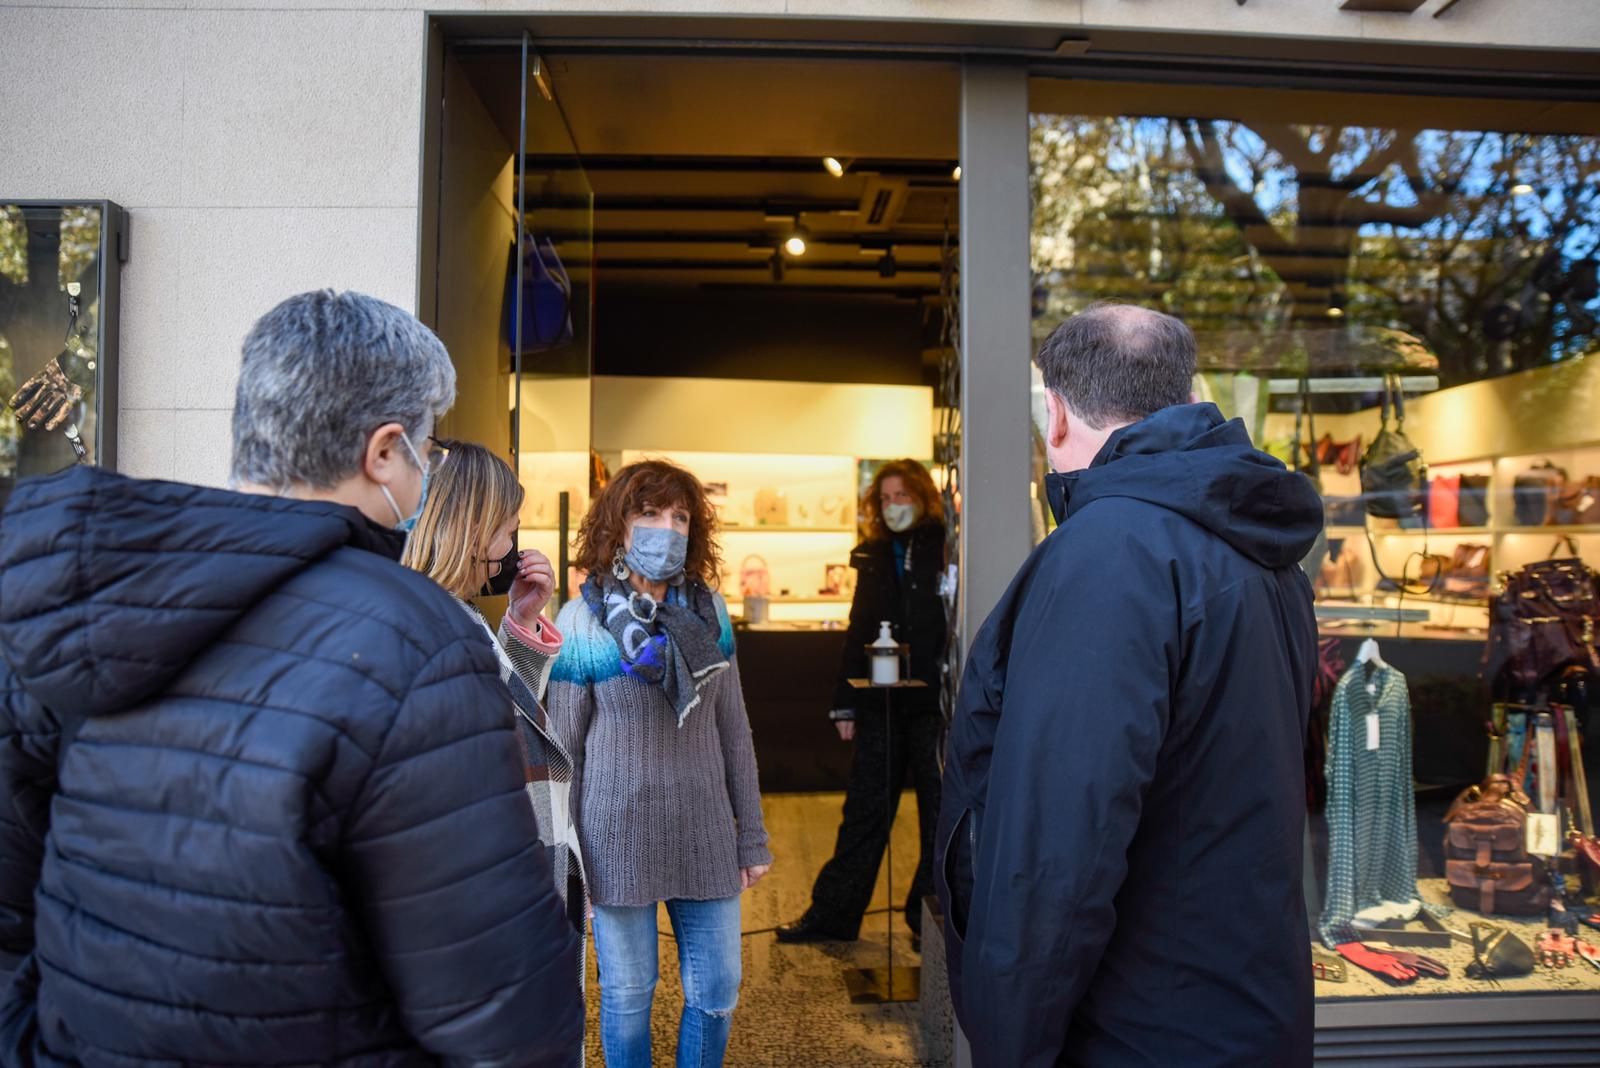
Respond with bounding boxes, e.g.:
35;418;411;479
1366;713;1380;751
1526;813;1559;857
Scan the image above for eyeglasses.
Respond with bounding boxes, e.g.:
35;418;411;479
424;436;450;474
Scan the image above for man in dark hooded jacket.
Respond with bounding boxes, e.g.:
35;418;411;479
0;291;583;1066
937;303;1321;1068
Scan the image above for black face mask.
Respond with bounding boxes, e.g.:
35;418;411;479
480;545;519;598
1045;472;1072;526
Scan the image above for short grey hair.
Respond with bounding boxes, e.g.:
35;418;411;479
230;290;456;490
1035;301;1196;430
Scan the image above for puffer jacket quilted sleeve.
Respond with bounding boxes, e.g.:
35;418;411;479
341;630;583;1064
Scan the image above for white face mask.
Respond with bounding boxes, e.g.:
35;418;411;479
884;501;921;533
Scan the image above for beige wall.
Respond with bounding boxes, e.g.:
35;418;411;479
2;0;1595;489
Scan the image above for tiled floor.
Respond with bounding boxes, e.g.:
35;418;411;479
582;791;936;1067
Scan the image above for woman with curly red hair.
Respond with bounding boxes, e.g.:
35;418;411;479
547;459;771;1068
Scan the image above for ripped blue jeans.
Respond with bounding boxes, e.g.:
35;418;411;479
592;896;742;1068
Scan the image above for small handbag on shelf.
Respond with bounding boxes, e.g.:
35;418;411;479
1441;543;1492;601
1429;474;1461;530
1554;475;1600;526
1458;475;1491;528
1513;461;1568;527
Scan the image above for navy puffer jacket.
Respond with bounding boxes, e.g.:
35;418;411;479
0;466;583;1067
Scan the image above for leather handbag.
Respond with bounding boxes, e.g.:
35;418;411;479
1441;543;1492;600
1360;376;1425;520
1486;558;1600;690
1555;475;1600;525
1429;474;1461;529
1458;475;1491;528
1442;746;1551;917
1513;461;1567;527
1465;923;1535;979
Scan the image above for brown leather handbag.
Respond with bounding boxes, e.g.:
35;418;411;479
1443;748;1551;917
1441;543;1491;600
1555;475;1600;526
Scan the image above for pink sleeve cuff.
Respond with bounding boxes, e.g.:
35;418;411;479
504;611;563;655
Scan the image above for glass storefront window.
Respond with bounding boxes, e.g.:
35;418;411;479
0;202;122;508
1030;80;1599;1003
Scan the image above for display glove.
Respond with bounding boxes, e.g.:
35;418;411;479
1368;947;1449;979
1334;942;1418;986
8;357;81;431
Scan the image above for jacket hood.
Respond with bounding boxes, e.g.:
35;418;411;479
1057;403;1324;569
0;465;406;719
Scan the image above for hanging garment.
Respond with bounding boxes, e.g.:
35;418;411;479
1320;661;1420;947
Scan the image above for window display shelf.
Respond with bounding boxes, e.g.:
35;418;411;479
719;525;857;534
1364;527;1494;537
1496;524;1600;535
727;595;854;605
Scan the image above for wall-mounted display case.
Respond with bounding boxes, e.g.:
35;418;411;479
0;201;126;508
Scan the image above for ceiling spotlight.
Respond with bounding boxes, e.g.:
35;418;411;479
784;226;809;257
1326;306;1345;319
952;165;963;182
823;157;849;178
770;252;785;283
878;251;898;279
1511;183;1535;196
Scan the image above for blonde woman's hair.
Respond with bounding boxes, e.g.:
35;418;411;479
400;438;524;600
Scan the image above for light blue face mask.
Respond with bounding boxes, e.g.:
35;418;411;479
625;524;689;582
380;433;431;532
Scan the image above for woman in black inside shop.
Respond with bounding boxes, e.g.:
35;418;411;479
777;460;948;951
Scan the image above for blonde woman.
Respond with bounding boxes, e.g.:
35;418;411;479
400;439;588;930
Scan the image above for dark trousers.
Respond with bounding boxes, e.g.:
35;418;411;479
807;703;942;936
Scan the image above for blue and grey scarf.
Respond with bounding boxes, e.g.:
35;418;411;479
581;572;729;725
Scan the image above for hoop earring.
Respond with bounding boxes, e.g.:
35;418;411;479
612;547;630;581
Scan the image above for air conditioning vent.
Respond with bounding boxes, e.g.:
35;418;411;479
856;177;908;232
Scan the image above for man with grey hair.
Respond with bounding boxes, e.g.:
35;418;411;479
0;290;583;1065
938;302;1322;1067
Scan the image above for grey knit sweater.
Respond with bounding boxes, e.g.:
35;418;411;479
548;592;771;907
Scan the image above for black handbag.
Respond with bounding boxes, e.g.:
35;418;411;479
1459;474;1491;528
1464;922;1535;979
1514;461;1567;527
1360;376;1426;520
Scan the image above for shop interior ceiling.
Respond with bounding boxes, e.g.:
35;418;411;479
466;55;960;303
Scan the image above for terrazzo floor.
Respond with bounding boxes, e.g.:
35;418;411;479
581;790;935;1068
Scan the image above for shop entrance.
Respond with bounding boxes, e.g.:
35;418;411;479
423;36;961;1065
427;40;960;791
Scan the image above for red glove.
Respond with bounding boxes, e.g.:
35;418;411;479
1335;942;1418;986
1369;948;1449;979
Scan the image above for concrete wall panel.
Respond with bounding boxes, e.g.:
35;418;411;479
117;208;184;412
116;408;177;482
178;10;424;209
0;9;186;206
170;206;420;414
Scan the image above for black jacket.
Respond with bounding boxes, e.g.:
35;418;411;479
832;520;947;717
0;467;583;1067
936;404;1321;1068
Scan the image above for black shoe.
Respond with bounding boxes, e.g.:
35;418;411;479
775;915;857;944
